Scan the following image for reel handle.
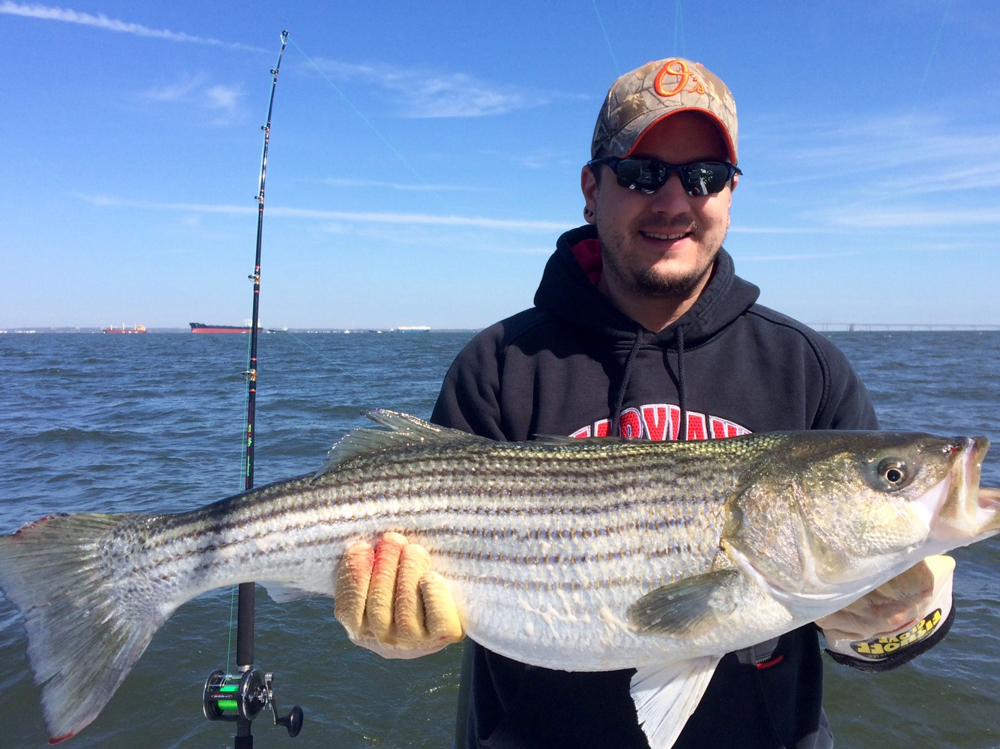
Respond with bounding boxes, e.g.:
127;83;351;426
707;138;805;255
275;705;304;738
265;673;303;738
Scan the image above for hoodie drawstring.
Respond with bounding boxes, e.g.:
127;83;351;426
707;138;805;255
613;325;688;440
676;325;688;441
611;326;644;437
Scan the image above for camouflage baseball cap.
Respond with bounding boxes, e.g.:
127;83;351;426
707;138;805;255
591;57;738;164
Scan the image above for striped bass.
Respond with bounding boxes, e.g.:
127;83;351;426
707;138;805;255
0;410;998;747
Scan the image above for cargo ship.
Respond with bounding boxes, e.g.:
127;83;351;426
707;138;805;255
189;322;262;334
103;324;147;334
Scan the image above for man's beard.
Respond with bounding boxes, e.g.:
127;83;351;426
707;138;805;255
597;218;725;299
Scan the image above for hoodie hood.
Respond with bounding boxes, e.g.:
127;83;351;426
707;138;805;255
533;224;760;349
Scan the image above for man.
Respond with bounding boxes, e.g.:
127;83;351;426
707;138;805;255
334;58;956;748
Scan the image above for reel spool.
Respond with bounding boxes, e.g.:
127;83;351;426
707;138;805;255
204;669;303;737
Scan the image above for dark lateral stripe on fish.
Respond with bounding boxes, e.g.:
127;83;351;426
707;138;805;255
133;525;711;592
414;543;704;567
442;572;661;592
146;483;726;541
174;553;674;594
131;507;718;575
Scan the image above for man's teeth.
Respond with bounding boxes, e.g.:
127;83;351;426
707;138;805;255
641;231;687;240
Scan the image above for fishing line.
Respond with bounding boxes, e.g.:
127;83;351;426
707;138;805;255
673;0;686;59
278;329;388;403
589;0;621;75
887;0;953;176
226;335;254;676
226;584;237;675
286;37;450;209
846;0;953;208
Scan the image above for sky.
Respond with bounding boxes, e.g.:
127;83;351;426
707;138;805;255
2;0;999;330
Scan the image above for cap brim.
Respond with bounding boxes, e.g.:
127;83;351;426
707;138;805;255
624;108;738;165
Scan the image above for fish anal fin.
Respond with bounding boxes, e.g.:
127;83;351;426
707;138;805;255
628;568;741;637
630;656;720;749
262;572;336;603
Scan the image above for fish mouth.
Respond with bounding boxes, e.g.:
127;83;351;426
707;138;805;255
930;436;1000;542
977;485;1000;530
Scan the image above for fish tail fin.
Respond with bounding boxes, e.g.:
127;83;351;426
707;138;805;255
0;512;175;743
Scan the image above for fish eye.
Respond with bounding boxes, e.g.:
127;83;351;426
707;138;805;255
877;459;908;488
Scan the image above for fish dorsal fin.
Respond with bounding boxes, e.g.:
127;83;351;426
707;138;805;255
630;656;720;749
627;568;742;638
315;409;488;477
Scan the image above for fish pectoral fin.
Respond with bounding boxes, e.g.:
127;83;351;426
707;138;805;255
630;656;720;749
627;569;742;637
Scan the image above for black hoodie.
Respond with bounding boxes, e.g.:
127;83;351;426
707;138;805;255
431;224;879;749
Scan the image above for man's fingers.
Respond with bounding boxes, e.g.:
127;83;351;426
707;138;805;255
395;544;432;644
924;554;956;583
335;533;464;657
818;555;957;638
421;571;464;643
334;541;374;637
874;555;955;626
366;532;409;644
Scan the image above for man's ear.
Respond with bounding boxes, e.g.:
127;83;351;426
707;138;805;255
581;165;599;224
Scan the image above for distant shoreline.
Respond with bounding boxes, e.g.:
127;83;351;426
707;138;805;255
0;327;484;334
2;326;999;335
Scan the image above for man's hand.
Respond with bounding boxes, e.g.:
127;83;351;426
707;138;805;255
334;532;465;659
817;555;955;670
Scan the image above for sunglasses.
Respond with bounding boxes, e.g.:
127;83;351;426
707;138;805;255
588;157;741;197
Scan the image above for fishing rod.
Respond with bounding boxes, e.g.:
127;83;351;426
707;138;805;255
202;29;303;748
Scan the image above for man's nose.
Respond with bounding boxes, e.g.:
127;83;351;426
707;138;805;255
648;172;694;214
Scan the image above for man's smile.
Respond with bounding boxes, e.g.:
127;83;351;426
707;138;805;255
639;229;693;241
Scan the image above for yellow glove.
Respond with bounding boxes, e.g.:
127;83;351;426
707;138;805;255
817;554;955;671
334;532;465;659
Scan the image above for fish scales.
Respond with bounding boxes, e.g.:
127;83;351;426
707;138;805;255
80;432;749;681
115;436;738;616
4;411;998;747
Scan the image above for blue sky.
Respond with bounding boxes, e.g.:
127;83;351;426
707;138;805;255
2;0;998;329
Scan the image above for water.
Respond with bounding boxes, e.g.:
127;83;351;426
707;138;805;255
0;331;997;748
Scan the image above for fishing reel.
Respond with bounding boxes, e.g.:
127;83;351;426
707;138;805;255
203;669;304;738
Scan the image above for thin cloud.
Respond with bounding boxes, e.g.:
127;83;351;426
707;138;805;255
141;77;203;103
204;85;243;125
826;208;1000;229
205;85;239;110
482;149;581;170
736;252;857;262
750;114;1000;193
140;78;243;124
738;111;1000;237
77;194;569;232
308;57;562;118
0;2;266;52
728;226;841;235
318;177;494;192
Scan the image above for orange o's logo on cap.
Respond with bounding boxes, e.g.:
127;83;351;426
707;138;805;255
654;59;706;98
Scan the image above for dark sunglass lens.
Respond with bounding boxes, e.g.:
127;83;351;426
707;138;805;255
616;159;667;192
679;163;729;196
